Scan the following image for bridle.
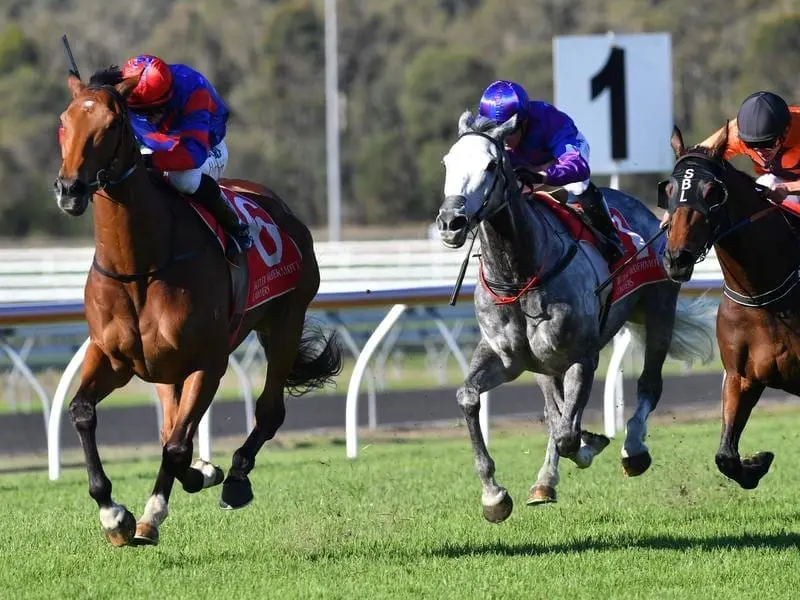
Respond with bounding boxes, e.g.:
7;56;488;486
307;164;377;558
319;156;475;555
657;151;785;266
82;84;140;194
453;130;515;224
660;152;800;307
446;130;577;306
658;152;734;262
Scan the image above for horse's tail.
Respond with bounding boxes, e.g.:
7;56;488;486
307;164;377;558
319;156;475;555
258;320;343;397
628;295;717;366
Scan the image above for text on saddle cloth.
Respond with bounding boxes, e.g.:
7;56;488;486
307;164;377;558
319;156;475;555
189;187;303;312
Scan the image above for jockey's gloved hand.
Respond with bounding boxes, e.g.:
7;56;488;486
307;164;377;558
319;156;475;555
515;167;545;186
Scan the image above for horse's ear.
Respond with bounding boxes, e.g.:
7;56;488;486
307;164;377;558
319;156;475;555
115;74;141;100
457;110;474;136
670;125;685;158
67;74;85;99
489;114;518;141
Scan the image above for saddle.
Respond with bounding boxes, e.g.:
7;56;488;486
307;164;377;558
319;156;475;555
217;179;287;346
148;171;301;348
522;187;599;247
532;184;569;205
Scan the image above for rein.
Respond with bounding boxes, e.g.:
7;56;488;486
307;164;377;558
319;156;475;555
595;224;667;295
480;243;578;304
448;130;578;306
84;84;140;196
665;153;800;308
711;204;778;244
448;131;511;306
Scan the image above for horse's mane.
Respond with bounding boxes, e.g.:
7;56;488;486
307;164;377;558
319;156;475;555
685;120;731;162
459;110;499;134
88;65;123;87
683;144;718;159
681;120;758;186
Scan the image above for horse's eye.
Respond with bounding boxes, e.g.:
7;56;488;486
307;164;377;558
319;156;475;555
487;160;497;172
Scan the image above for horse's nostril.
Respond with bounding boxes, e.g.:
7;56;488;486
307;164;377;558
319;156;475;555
664;248;697;275
676;249;696;268
55;177;82;196
449;216;467;231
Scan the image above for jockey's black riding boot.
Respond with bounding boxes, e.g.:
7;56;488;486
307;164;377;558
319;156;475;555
192;174;254;256
576;182;625;263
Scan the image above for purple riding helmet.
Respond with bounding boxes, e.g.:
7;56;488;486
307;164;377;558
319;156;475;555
478;80;530;125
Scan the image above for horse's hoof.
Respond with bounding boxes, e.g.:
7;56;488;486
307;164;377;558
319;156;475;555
622;451;652;477
209;466;225;487
571;432;611;469
555;431;581;458
219;476;253;510
715;452;740;481
181;469;205;494
103;508;136;547
482;491;513;523
739;451;774;490
526;485;557;505
582;431;611;453
191;459;226;489
132;521;159;546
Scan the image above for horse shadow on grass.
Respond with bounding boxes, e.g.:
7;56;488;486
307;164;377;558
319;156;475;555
430;531;800;557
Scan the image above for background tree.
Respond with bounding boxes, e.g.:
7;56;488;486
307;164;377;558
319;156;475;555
0;0;796;239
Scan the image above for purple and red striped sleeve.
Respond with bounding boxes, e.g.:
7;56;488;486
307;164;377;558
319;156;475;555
151;88;216;171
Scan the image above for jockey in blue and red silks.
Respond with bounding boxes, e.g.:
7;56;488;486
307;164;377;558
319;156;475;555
478;79;624;262
121;54;253;255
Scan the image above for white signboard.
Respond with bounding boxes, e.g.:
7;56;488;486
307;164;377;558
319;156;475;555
553;33;673;175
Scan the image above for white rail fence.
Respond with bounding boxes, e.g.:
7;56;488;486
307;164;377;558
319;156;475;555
0;241;724;302
0;242;724;480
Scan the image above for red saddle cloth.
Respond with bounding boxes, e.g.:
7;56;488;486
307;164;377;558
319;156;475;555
186;180;304;347
188;183;303;313
530;192;668;303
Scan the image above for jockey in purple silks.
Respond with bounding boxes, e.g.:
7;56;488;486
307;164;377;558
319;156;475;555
478;80;624;262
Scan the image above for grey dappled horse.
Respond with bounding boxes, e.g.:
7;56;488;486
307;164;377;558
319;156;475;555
436;112;716;522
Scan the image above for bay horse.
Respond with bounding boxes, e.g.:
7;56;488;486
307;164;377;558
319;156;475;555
661;124;797;489
436;112;716;522
54;68;342;546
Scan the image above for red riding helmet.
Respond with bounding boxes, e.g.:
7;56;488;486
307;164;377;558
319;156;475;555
121;55;174;109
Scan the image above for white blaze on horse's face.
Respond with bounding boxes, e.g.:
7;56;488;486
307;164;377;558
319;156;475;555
437;112;517;249
442;134;500;218
437;135;502;249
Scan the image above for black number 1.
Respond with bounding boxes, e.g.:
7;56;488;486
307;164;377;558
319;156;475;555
590;46;627;160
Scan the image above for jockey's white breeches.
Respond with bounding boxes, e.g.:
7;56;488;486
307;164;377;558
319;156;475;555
162;140;229;195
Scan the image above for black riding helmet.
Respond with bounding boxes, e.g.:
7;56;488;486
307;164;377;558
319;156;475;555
736;91;791;146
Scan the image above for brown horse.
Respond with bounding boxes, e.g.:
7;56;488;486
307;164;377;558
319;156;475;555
660;123;799;490
54;67;342;546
